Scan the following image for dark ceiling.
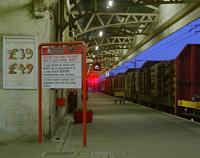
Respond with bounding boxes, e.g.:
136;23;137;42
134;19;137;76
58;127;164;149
66;0;188;74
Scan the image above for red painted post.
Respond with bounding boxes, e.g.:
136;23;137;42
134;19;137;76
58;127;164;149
82;45;87;147
38;45;42;144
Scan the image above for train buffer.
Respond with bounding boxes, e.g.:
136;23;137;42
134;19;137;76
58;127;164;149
114;89;125;104
177;100;200;120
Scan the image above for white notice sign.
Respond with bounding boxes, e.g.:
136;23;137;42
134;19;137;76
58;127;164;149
42;54;82;88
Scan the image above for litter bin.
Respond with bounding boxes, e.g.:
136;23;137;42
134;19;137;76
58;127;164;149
68;91;77;113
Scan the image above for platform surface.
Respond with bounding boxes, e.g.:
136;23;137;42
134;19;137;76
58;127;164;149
60;92;200;158
1;92;200;158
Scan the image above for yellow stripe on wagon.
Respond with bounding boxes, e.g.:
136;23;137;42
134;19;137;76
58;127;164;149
178;100;200;109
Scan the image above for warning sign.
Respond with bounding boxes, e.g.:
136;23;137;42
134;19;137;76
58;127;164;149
42;54;82;88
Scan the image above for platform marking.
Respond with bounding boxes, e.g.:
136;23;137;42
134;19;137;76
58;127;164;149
41;151;125;158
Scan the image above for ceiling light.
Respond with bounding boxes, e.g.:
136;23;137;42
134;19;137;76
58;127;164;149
108;0;113;7
99;31;103;37
95;46;99;50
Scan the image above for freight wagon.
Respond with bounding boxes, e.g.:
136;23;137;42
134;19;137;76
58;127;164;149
138;61;159;105
148;61;175;113
100;76;114;95
124;69;134;101
100;44;200;121
100;73;125;96
175;44;200;121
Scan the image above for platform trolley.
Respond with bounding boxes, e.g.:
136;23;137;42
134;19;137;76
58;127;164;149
114;89;125;104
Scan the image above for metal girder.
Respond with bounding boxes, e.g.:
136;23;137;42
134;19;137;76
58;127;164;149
67;0;188;33
81;25;147;41
70;0;81;10
120;24;148;35
107;24;149;36
87;49;127;70
68;0;188;20
103;45;129;50
66;0;71;14
87;49;125;58
72;12;158;37
89;44;129;53
87;37;135;50
130;0;188;5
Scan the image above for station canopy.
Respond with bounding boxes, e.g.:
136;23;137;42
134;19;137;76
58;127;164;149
101;17;200;78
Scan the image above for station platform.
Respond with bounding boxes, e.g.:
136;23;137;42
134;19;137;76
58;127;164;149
2;92;200;158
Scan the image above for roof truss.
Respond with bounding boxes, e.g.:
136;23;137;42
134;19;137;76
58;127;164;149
65;0;189;74
72;13;158;37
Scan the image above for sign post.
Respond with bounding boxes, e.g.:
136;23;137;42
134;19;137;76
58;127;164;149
38;42;87;146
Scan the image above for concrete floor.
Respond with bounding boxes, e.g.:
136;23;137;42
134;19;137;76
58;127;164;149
1;92;200;158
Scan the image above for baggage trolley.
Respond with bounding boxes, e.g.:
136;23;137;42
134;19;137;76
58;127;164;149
114;89;125;104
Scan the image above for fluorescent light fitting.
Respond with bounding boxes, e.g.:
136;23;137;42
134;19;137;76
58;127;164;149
99;31;103;37
108;0;113;7
95;65;99;69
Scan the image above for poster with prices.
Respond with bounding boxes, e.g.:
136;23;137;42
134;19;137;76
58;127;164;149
3;36;37;89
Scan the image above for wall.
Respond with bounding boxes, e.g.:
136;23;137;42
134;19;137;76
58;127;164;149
0;2;68;142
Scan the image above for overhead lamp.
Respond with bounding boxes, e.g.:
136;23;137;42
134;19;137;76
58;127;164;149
95;46;99;50
93;62;101;71
108;0;113;7
99;31;103;37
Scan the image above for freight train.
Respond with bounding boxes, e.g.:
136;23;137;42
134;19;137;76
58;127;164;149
100;44;200;121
